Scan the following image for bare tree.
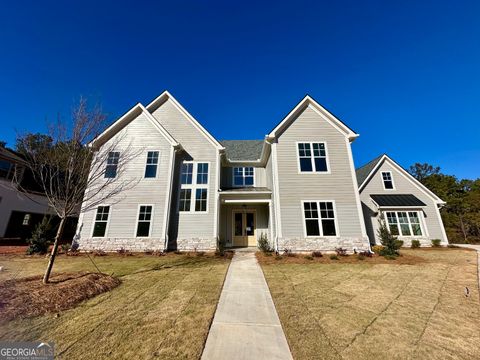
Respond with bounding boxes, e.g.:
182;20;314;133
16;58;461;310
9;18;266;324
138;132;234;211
16;98;140;284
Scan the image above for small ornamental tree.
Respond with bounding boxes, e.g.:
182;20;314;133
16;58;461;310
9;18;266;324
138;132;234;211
15;99;140;284
377;215;400;257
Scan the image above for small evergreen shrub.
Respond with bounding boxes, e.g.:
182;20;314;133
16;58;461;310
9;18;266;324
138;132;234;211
26;217;52;255
330;254;339;260
411;240;421;248
304;255;314;260
357;254;365;260
335;247;348;256
258;233;273;253
377;216;400;257
431;239;442;247
312;251;323;258
395;240;404;249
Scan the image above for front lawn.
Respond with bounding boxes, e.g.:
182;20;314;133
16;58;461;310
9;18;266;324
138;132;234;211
260;249;480;360
0;253;230;359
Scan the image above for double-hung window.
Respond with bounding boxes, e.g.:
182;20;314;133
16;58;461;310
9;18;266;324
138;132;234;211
385;211;423;236
93;206;110;237
233;167;254;186
382;171;394;189
0;160;15;180
105;152;120;178
136;205;153;237
179;161;209;212
144;151;159;178
303;201;337;236
298;142;328;172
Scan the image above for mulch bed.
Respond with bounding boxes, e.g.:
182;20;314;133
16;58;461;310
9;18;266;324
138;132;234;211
256;251;427;265
0;272;120;322
0;246;29;255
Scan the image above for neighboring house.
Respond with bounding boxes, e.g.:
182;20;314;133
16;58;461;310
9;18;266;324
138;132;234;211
0;147;51;241
357;154;448;247
75;91;447;252
0;147;78;243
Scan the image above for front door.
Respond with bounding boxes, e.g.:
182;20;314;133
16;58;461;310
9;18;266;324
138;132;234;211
232;211;256;247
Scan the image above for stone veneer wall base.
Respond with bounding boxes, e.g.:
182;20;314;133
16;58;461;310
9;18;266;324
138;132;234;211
175;237;217;251
278;236;371;253
78;238;165;252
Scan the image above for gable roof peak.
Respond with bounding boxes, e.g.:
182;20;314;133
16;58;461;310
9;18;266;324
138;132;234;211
267;94;359;141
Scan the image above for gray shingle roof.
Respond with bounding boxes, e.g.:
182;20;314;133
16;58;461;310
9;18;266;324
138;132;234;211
370;194;426;207
220;140;264;161
355;154;384;187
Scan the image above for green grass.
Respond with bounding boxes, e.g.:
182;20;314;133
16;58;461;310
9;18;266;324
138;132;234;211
0;253;230;359
261;249;480;360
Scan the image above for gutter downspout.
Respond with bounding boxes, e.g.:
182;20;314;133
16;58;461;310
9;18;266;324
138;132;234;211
163;144;181;251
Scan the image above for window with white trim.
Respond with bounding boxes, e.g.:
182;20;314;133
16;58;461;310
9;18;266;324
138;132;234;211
382;171;394;189
179;161;208;212
0;159;15;180
303;201;337;236
385;211;423;236
22;214;31;226
233;167;254;186
136;205;152;237
105;152;120;178
298;142;328;172
144;151;159;178
93;206;110;237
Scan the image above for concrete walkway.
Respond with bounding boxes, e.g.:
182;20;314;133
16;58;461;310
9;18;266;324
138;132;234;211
202;251;293;360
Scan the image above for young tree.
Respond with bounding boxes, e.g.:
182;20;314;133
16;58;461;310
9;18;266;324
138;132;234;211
15;99;140;284
377;215;400;257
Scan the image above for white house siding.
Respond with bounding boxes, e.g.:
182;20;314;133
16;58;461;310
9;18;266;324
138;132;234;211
77;111;173;251
360;159;448;247
275;106;369;252
151;99;218;250
0;180;51;237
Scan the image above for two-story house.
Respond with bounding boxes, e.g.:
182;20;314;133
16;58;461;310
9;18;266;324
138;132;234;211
76;91;447;252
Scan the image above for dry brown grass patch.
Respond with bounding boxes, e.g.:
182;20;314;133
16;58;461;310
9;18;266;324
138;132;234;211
0;272;120;322
256;251;426;265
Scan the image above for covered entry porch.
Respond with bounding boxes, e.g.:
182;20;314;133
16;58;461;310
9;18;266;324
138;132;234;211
218;188;272;249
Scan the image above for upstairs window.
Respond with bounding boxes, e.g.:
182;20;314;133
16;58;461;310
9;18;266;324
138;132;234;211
181;163;193;184
179;161;208;212
105;152;120;178
382;171;394;189
233;167;254;186
93;206;110;237
136;205;153;237
144;151;159;178
0;159;15;180
298;142;328;172
303;201;337;236
196;163;209;184
22;214;31;226
385;211;423;236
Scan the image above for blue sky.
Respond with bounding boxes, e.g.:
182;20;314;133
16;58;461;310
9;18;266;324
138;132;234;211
0;1;478;179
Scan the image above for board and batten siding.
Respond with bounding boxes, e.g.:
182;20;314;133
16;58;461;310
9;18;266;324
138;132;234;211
77;111;174;251
275;105;368;250
359;160;448;246
151;99;218;247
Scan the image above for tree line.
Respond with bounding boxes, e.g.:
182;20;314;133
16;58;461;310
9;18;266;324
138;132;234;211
409;163;480;244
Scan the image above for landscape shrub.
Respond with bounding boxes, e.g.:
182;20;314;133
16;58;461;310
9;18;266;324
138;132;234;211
304;255;314;260
371;245;384;254
283;249;296;257
377;216;400;257
357;254;365;260
395;240;404;249
312;251;323;258
258;233;273;253
274;255;282;261
411;240;421;248
431;239;442;247
61;243;71;253
26;217;52;255
359;250;373;257
335;247;348;256
329;254;339;260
